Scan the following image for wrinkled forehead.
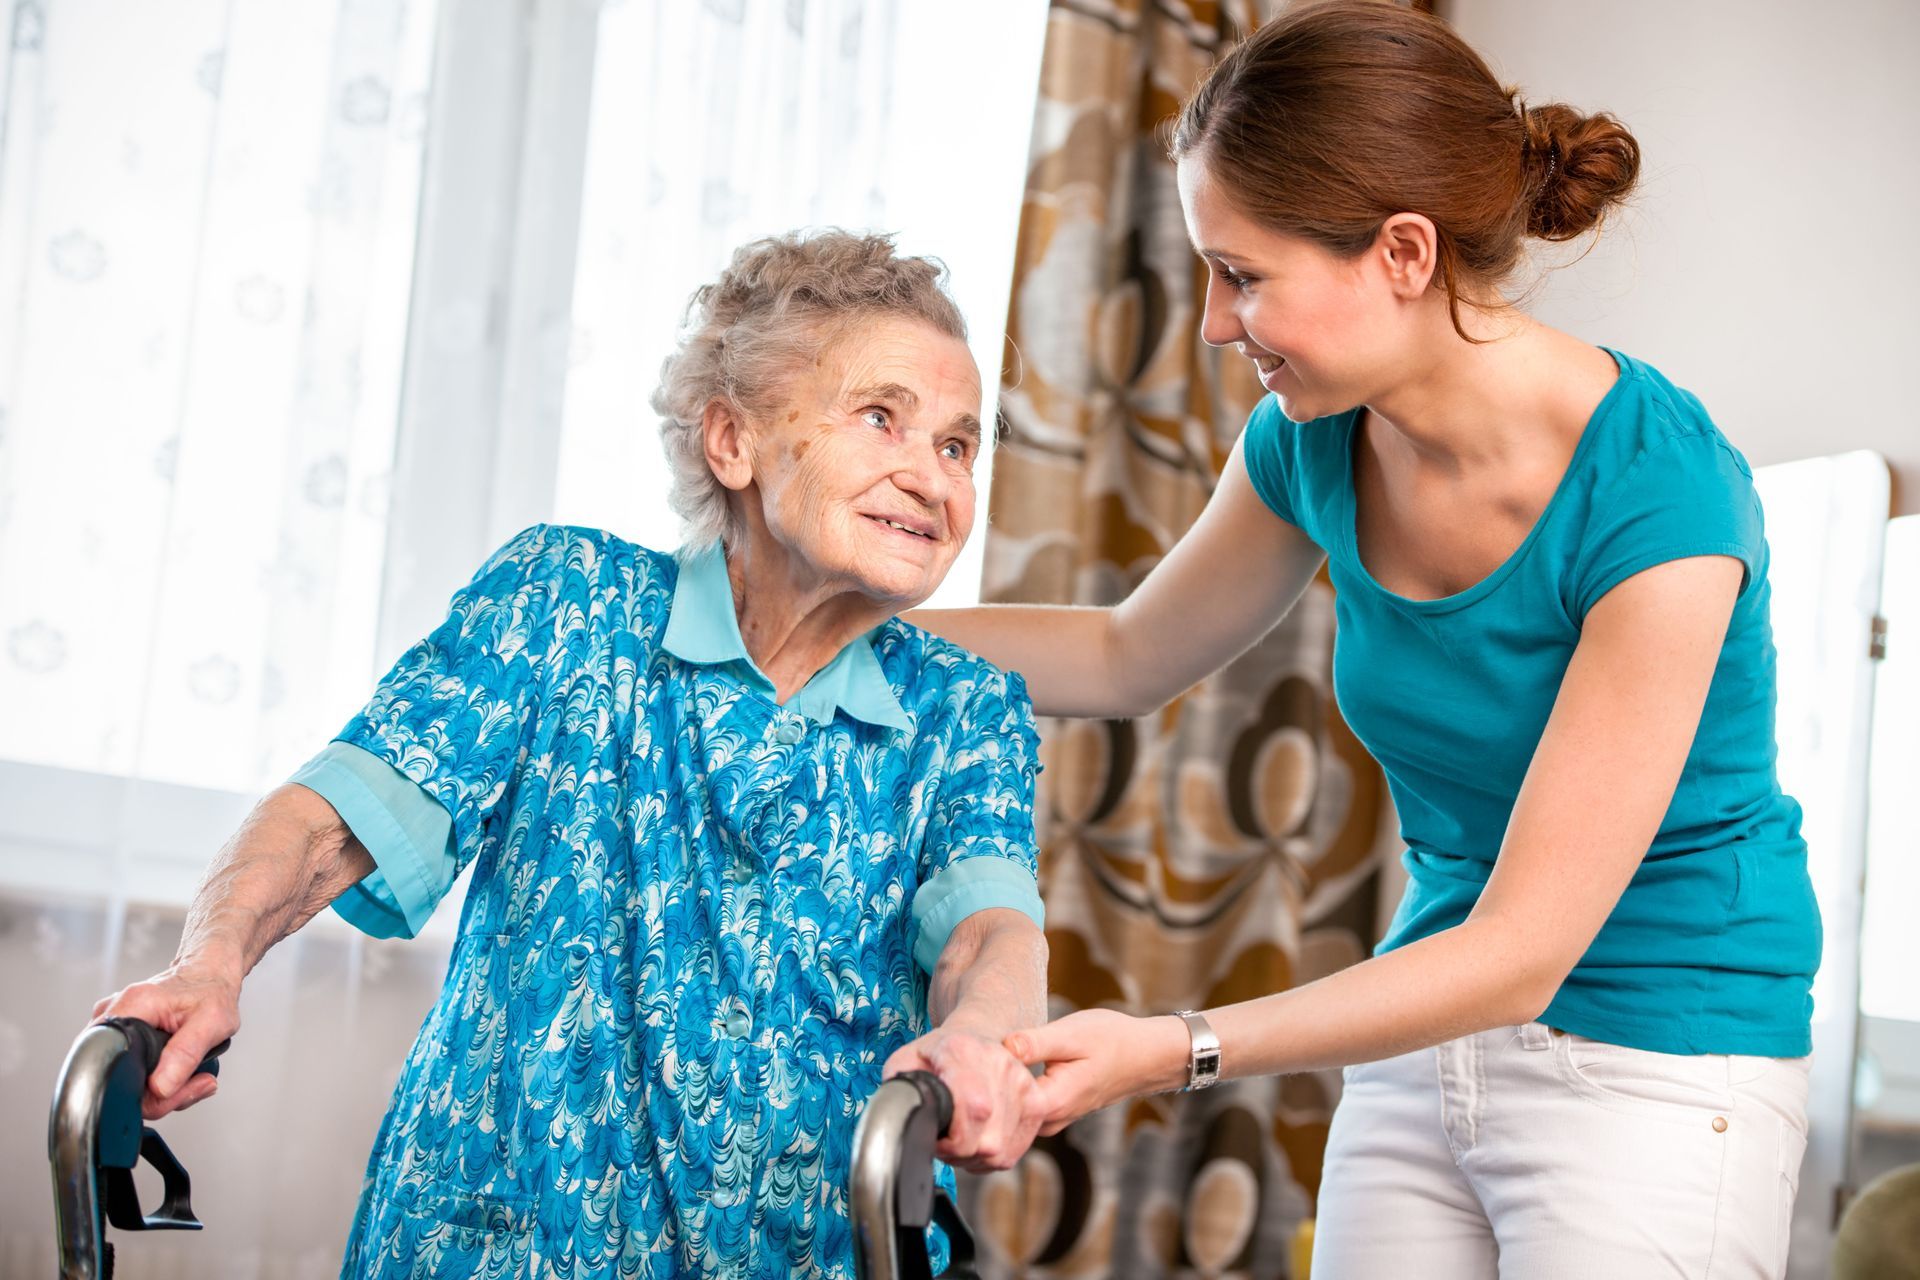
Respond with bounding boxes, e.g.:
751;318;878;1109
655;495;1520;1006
814;315;981;403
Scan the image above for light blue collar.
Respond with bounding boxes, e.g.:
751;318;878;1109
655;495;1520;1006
661;544;911;731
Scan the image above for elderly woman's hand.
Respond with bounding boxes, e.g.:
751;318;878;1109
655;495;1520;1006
1003;1009;1191;1136
884;1026;1047;1172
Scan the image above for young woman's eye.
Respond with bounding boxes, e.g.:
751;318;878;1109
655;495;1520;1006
1217;265;1255;291
861;407;890;430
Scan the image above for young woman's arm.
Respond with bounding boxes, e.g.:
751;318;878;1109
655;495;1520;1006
1007;553;1746;1126
910;436;1326;718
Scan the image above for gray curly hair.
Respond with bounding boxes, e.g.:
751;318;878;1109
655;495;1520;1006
650;229;969;553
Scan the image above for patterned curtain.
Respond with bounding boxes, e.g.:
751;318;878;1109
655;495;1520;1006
962;2;1395;1274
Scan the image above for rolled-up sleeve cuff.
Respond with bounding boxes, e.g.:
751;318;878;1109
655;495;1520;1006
911;855;1045;975
288;741;455;940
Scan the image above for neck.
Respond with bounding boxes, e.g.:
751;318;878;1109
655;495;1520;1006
724;530;893;704
1364;314;1588;473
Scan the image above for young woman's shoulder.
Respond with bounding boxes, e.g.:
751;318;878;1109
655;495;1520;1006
1562;352;1764;620
1598;350;1750;473
1240;394;1360;538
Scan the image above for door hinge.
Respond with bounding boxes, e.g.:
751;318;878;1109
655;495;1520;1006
1869;615;1889;661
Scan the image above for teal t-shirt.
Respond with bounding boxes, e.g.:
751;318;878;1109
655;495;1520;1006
1242;349;1817;1056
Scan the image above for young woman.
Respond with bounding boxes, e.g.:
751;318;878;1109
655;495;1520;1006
912;4;1815;1276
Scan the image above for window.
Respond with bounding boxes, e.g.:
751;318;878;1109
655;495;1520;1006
0;0;438;900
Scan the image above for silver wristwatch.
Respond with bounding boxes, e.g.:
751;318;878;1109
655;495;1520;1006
1173;1009;1221;1091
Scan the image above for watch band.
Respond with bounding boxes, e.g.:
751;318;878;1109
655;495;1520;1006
1172;1009;1222;1091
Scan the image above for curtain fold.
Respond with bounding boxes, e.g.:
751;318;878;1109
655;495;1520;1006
967;2;1394;1273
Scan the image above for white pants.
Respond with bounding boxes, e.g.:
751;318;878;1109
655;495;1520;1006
1312;1022;1811;1279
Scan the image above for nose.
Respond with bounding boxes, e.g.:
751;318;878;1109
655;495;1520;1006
893;438;954;510
1197;274;1245;349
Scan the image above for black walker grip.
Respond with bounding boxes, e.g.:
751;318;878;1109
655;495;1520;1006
102;1016;230;1085
94;1017;227;1233
899;1069;954;1137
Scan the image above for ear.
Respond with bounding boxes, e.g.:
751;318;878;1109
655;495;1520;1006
701;399;755;493
1374;212;1440;300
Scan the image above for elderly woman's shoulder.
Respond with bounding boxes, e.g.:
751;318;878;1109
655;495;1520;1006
480;522;679;601
872;618;1038;720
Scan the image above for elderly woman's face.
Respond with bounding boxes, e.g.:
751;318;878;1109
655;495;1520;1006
738;317;982;609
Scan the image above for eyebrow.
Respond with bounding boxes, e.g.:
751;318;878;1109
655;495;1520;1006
850;382;982;445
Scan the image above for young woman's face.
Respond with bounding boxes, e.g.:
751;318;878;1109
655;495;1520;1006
1176;157;1411;423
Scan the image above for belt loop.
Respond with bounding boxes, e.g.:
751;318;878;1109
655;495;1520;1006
1519;1021;1552;1051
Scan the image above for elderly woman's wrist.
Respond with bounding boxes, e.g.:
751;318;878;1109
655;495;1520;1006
938;1008;1018;1043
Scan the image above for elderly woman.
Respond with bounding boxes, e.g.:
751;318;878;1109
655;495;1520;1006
91;231;1049;1277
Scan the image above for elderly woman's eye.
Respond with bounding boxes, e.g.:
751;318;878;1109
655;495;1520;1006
861;408;890;430
941;440;970;463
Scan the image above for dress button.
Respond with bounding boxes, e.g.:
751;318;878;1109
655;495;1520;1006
724;1001;753;1039
1711;1115;1729;1133
775;719;805;745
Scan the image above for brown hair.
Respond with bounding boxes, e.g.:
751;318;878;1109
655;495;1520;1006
1170;0;1640;340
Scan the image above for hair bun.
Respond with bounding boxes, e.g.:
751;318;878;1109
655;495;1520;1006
1520;103;1641;241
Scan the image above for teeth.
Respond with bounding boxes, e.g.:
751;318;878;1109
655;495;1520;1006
879;519;929;538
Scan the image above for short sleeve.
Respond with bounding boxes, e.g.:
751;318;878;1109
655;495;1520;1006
329;523;580;927
910;667;1045;974
1240;396;1301;527
1570;432;1763;620
290;742;455;939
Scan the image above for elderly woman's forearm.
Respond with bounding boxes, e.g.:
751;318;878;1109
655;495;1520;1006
174;784;375;981
930;910;1049;1039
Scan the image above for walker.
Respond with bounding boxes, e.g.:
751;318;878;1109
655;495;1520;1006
849;1069;980;1280
49;1023;976;1278
48;1017;228;1279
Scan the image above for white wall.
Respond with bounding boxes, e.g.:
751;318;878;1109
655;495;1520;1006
1444;0;1920;516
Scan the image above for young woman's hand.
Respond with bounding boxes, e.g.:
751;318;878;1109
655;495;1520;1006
1003;1010;1191;1135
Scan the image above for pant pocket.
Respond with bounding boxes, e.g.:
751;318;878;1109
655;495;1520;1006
1552;1032;1733;1126
1775;1103;1810;1269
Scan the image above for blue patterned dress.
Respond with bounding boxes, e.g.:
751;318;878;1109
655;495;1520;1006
290;525;1044;1278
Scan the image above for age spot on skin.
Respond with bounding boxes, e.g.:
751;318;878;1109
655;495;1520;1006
787;410;800;422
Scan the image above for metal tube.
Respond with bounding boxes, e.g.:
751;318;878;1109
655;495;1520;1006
850;1077;930;1280
48;1024;131;1280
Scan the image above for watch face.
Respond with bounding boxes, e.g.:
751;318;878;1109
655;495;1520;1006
1197;1050;1221;1074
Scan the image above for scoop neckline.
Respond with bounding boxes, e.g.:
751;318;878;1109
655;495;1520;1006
1339;347;1631;615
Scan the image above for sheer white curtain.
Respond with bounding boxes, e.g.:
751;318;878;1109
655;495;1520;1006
0;0;438;1272
0;0;433;799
